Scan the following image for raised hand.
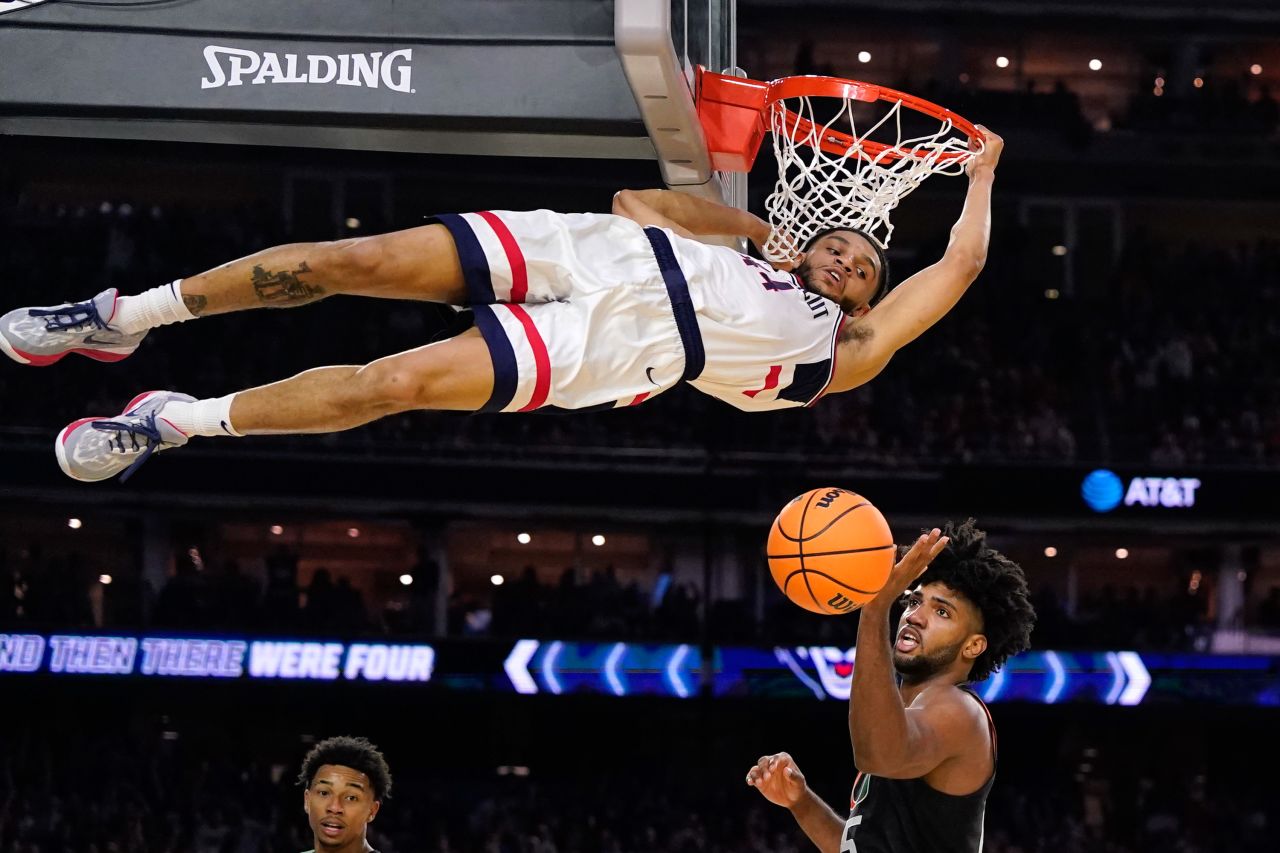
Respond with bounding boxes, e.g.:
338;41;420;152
966;125;1003;176
868;528;949;610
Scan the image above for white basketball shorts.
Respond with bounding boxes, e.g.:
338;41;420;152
431;210;704;413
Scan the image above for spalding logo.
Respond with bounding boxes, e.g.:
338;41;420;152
0;1;54;15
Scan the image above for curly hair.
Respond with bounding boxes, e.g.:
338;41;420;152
297;736;393;801
915;519;1036;683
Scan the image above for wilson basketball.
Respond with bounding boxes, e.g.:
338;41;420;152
767;487;895;615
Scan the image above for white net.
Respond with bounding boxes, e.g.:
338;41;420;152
762;94;977;263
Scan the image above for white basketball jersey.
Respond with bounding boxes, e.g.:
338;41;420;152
666;234;845;411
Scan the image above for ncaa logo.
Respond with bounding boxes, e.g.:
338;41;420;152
0;1;53;15
774;646;858;700
808;646;857;699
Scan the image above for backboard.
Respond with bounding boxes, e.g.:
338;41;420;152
0;0;739;208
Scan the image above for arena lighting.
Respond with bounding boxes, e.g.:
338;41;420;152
270;525;283;535
1044;546;1058;558
1155;76;1165;87
1051;244;1068;256
1193;76;1204;88
1043;651;1066;703
995;56;1010;68
1044;289;1060;300
0;635;1211;706
98;574;112;585
517;532;532;545
1251;64;1263;75
501;639;694;698
67;518;82;529
980;667;1005;702
604;642;627;695
345;217;361;229
1115;548;1130;559
490;574;505;586
857;51;871;63
1088;59;1102;71
591;534;606;546
398;574;413;586
346;527;360;538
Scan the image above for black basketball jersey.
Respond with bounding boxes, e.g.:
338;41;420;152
840;686;996;853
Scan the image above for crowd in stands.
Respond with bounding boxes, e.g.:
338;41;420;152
784;34;1280;146
0;714;1273;853
6;533;1274;650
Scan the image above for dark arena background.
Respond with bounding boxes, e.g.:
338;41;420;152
2;1;1280;851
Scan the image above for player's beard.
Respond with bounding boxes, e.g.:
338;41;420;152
894;636;965;683
794;261;856;314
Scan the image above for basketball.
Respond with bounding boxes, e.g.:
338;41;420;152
767;487;896;615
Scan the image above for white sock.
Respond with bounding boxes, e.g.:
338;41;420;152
112;280;197;334
157;394;243;438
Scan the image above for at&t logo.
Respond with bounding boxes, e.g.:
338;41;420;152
1082;468;1201;513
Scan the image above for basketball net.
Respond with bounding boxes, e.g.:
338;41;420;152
761;96;977;263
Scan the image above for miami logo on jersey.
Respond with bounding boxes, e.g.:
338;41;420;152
850;772;872;810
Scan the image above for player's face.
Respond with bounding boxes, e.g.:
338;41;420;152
892;582;984;681
303;764;380;850
795;231;882;315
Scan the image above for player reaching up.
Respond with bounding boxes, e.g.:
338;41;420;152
746;520;1035;853
0;129;1001;482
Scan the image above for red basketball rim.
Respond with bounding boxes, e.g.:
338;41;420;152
765;74;980;163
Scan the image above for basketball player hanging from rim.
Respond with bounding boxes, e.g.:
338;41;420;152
746;521;1036;853
0;80;1003;482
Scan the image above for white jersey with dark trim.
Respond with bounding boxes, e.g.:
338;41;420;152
664;232;845;412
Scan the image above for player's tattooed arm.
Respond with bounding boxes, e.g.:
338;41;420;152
828;131;1000;395
182;294;209;315
251;261;326;306
838;321;874;347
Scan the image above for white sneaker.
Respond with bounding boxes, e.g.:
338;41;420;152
0;288;147;366
56;390;194;483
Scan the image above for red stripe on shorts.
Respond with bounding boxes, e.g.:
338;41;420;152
743;364;782;398
628;393;650;406
506;304;551;411
477;211;529;303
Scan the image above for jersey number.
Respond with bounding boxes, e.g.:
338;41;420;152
741;255;798;292
840;815;862;853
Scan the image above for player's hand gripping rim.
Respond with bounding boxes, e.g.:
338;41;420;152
965;124;1003;177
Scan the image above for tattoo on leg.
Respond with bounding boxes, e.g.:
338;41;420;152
251;261;326;306
182;294;209;316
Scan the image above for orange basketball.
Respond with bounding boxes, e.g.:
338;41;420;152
767;487;895;615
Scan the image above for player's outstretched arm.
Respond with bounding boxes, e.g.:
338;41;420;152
827;127;1003;393
613;188;771;246
746;752;844;853
848;531;985;780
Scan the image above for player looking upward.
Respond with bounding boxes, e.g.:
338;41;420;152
747;520;1035;853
